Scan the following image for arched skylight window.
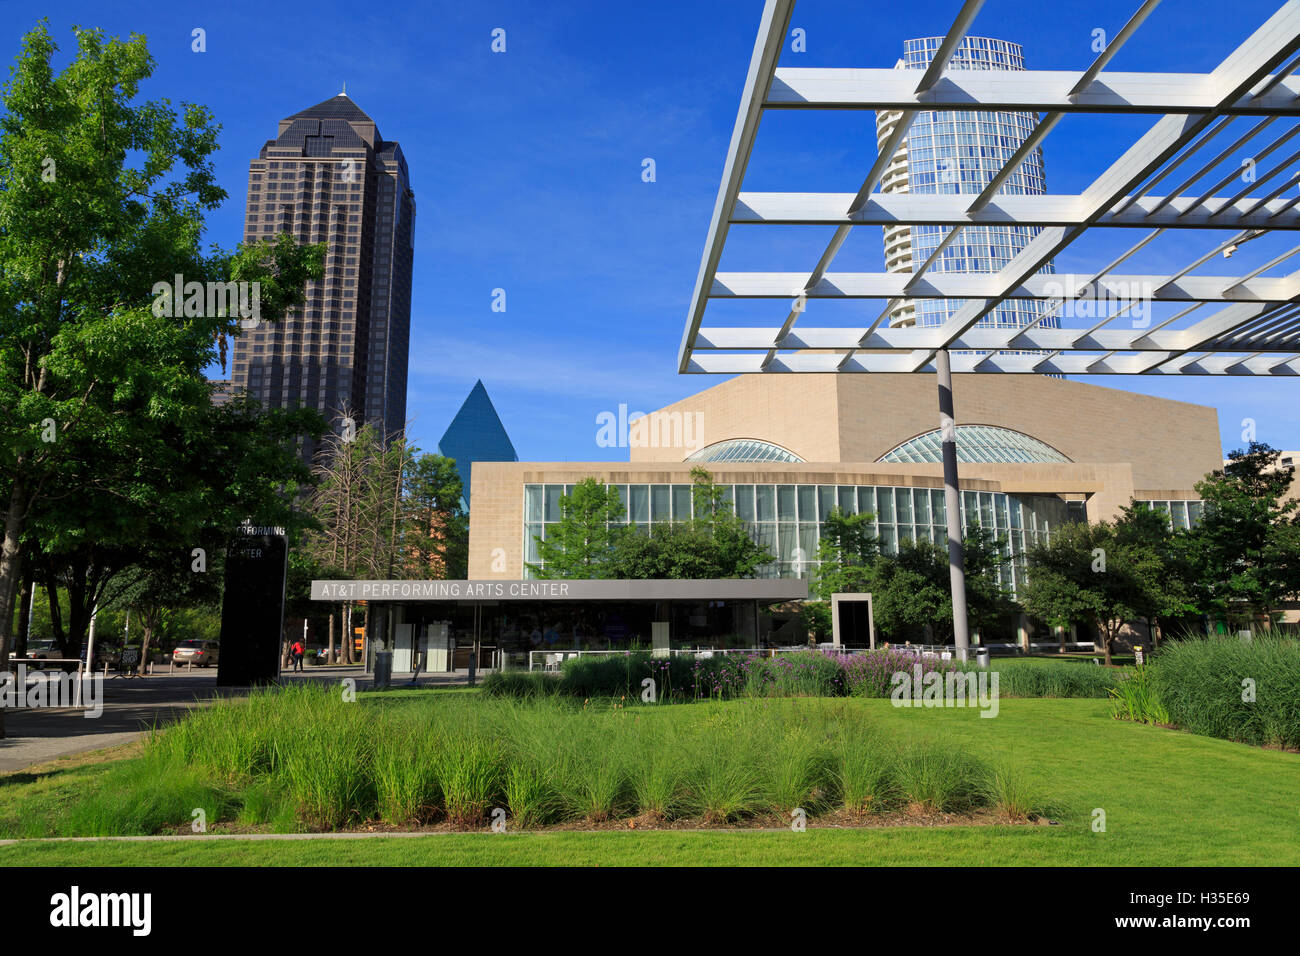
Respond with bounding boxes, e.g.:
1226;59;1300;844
686;438;805;464
878;425;1070;464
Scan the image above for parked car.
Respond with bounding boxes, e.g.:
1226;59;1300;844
23;639;61;660
81;643;123;668
172;639;220;668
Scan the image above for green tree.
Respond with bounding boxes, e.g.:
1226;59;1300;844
1114;502;1196;647
868;540;953;644
528;478;626;579
108;546;224;667
685;467;771;578
1021;520;1148;665
25;394;321;661
402;452;467;579
811;506;878;599
606;468;773;579
610;522;721;579
0;23;324;699
865;530;1014;646
962;526;1020;639
1182;443;1300;627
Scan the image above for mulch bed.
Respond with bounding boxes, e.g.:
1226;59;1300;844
197;806;1056;836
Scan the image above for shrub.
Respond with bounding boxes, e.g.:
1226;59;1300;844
989;660;1120;698
481;670;561;698
841;649;959;698
1152;635;1300;749
560;652;653;699
764;651;847;698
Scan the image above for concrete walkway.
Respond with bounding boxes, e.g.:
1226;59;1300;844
0;664;475;774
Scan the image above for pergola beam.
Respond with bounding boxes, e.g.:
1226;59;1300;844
904;2;1300;369
679;0;1300;378
684;350;1300;376
676;0;793;374
709;272;1297;303
690;320;1300;353
765;68;1300;113
731;191;1300;228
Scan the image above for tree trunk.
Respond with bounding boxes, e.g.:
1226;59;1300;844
326;609;336;664
0;477;30;738
0;477;30;656
45;571;65;655
140;605;164;674
343;601;355;664
64;569;91;663
13;573;32;660
360;603;370;667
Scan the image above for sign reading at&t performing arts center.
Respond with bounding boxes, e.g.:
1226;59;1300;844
310;579;808;602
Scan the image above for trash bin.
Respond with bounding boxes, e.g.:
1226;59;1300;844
373;651;392;690
975;647;990;669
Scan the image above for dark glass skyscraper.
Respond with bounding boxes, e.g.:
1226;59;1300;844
231;93;415;449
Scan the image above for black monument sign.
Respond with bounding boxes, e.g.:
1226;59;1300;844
216;526;288;686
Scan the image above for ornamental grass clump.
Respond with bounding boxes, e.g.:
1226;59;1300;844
991;660;1119;698
1152;634;1300;748
835;732;901;815
978;764;1062;823
1108;664;1170;727
119;686;1068;834
895;742;989;814
504;765;561;828
433;734;504;826
764;726;839;814
374;716;443;824
279;706;377;828
481;670;561;698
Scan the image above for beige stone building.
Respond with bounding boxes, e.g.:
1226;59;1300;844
468;373;1222;590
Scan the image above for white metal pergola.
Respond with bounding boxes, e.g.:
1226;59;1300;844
678;0;1300;657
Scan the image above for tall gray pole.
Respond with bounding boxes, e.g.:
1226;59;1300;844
936;349;971;661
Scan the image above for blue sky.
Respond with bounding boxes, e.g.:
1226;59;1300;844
9;0;1299;461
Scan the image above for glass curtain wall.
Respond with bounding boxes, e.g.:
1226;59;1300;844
524;482;1073;594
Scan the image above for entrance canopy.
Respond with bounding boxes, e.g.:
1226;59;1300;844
310;579;809;603
679;0;1300;377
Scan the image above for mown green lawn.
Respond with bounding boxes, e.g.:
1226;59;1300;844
1;697;1295;866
